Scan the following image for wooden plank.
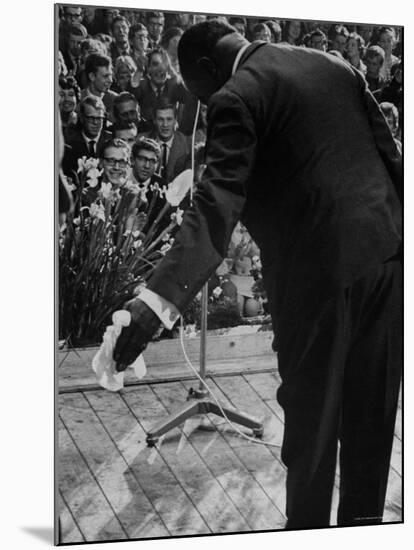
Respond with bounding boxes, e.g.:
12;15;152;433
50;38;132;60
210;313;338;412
383;466;402;522
57;490;85;544
85;389;208;537
122;383;251;534
58;353;277;393
59;392;166;540
178;377;287;523
151;380;286;531
57;415;126;542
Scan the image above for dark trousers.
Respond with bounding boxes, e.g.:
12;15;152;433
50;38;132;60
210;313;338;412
275;259;402;529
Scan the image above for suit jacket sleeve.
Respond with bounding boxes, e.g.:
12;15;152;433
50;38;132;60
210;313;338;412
353;67;402;202
146;89;257;312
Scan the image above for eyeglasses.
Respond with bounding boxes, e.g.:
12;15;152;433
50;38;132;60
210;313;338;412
104;158;129;168
84;115;105;123
136;155;157;166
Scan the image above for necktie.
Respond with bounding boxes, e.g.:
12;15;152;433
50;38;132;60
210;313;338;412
161;143;168;180
88;140;96;156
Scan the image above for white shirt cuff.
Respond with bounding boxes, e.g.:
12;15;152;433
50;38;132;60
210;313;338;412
138;288;181;330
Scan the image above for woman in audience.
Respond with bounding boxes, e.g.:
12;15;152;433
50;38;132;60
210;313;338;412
161;27;184;75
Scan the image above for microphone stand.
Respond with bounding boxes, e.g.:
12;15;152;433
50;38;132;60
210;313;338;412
145;100;263;446
146;281;264;446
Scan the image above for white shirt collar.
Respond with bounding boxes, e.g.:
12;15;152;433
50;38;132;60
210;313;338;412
157;136;174;149
231;43;250;76
82;132;99;144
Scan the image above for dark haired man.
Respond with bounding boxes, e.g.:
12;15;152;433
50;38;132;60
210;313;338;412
142;98;190;183
113;19;402;531
109;15;131;63
112;121;138;150
62;96;111;176
81;53;118;122
113;92;142;130
61;23;88;81
146;11;164;49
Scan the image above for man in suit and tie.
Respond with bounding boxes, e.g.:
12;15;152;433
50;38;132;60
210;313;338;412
113;20;402;530
62;96;111;177
142;98;190;184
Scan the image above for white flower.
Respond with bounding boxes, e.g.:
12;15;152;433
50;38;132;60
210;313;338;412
212;286;223;299
149;182;160;192
133;239;143;249
87;167;103;188
73;217;80;226
160;243;172;255
89;202;105;222
175;208;184;225
100;181;112;198
132;230;141;238
162;232;171;242
165;169;193;206
77;156;100;173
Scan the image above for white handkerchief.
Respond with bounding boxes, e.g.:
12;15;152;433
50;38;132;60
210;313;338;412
92;310;146;391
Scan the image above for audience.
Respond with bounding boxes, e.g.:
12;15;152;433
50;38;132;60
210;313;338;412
58;7;403;215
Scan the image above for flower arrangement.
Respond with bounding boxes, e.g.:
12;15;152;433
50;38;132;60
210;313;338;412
59;157;192;346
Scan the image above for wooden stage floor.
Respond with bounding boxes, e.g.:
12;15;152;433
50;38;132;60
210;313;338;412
57;369;402;544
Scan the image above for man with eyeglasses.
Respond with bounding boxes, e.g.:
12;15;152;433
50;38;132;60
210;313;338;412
146;11;165;49
62;96;111;177
130;138;169;231
101;138;131;189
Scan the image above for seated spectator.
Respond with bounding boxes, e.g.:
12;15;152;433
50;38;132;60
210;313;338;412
364;45;387;93
109;16;131;63
58;75;80;136
165;12;193;31
113;92;143;131
357;24;374;47
308;29;328;51
112;55;137;93
281;20;304;45
379;102;401;150
77;38;107;88
134;48;187;133
129;23;149;79
59;5;84;50
252;22;272;43
81;53;118;123
130;138;165;216
93;33;112;55
61;23;88;82
112;121;139;150
81;6;97;35
161;27;184;75
100;138;131;189
345;32;367;74
146;11;165;49
91;8;121;36
380;60;402;125
62;96;111;177
58;50;68;77
265;20;282;43
375;26;399;82
120;9;143;27
228;16;247;37
141;98;190;184
329;24;349;56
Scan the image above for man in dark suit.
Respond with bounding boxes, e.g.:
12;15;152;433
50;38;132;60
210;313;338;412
113;20;402;529
141;98;190;184
62;96;111;178
129;137;168;230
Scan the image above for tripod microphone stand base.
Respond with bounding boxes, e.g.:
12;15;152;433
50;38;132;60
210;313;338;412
146;385;264;447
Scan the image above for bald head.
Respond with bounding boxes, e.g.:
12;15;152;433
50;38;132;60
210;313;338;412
178;19;249;103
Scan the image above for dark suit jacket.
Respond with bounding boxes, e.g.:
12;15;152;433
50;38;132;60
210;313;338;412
142;130;191;184
62;126;112;178
147;43;402;328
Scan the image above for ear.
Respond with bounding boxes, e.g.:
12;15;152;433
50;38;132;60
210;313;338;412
196;56;217;78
